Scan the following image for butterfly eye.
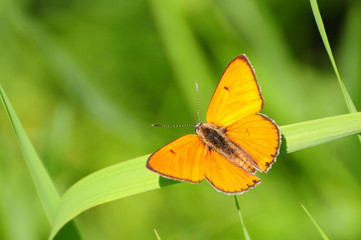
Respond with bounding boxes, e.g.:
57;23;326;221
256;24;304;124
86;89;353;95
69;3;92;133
195;123;202;134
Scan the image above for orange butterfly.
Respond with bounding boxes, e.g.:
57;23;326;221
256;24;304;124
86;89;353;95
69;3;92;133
147;55;281;195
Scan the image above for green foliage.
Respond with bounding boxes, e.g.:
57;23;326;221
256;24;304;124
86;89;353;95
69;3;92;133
301;204;329;240
310;0;360;144
0;0;360;239
2;74;361;239
234;196;251;240
310;0;357;113
0;84;59;222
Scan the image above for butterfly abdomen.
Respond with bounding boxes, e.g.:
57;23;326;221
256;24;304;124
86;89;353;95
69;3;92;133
197;123;258;174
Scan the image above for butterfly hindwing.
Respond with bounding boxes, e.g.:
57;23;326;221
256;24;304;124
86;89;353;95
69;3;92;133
206;55;263;127
204;149;260;194
226;113;281;172
147;134;207;182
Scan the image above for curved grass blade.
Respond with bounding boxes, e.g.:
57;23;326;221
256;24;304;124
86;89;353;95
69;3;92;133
234;196;251;240
309;0;357;114
310;0;361;142
49;155;177;239
0;84;59;222
49;112;361;239
301;203;330;240
280;112;361;153
0;84;81;239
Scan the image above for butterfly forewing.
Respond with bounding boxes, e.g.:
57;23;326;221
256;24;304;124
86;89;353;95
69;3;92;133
147;134;207;182
206;55;263;127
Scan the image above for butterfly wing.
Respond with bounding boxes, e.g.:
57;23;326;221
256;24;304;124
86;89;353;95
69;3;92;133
148;55;279;194
147;134;207;182
226;113;281;172
206;55;263;127
204;149;260;194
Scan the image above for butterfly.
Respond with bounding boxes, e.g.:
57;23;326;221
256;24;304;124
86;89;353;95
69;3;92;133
147;55;281;195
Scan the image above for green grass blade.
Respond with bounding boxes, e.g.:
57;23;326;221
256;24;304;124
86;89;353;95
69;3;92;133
0;85;81;239
153;229;162;240
310;0;361;144
301;204;330;240
49;155;177;239
0;84;59;222
49;112;361;239
310;0;357;113
234;196;251;240
280;112;361;153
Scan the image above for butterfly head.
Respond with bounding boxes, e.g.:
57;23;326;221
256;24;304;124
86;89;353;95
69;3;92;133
195;123;203;134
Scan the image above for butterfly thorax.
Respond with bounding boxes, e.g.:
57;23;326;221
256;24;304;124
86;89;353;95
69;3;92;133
196;123;258;174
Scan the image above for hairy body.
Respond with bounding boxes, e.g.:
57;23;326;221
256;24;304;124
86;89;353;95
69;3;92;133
196;123;259;174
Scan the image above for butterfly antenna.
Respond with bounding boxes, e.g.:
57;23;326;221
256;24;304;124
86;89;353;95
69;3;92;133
152;81;201;128
152;124;196;127
196;80;201;123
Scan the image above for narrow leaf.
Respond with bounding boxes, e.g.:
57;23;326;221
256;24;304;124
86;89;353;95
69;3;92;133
280;112;361;153
310;0;357;113
310;0;360;144
0;84;81;239
234;196;251;240
49;155;177;239
301;203;330;240
0;84;59;222
153;229;162;240
49;112;361;238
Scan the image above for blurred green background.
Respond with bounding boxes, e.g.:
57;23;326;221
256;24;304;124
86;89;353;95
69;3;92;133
1;0;361;239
